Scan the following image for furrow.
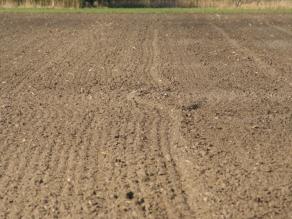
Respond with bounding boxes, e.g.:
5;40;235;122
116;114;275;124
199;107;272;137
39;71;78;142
212;24;292;86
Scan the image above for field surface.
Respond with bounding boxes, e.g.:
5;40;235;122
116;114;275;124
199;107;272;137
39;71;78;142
0;13;292;218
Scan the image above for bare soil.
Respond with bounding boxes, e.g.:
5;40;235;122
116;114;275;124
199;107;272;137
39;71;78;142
0;13;292;219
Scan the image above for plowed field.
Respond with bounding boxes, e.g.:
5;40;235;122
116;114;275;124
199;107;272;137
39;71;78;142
0;13;292;218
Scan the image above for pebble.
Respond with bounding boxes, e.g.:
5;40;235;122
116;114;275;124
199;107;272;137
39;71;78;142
126;191;134;200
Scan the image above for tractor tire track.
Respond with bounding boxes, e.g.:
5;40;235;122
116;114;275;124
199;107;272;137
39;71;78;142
1;13;292;219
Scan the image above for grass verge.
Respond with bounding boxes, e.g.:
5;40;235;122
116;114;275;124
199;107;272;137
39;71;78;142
0;7;292;14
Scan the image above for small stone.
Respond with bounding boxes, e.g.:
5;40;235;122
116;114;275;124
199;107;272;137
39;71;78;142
136;198;144;205
126;191;134;200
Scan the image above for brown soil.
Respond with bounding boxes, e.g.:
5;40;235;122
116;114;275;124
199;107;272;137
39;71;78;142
0;13;292;219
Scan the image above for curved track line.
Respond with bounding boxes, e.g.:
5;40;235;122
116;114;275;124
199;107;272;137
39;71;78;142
127;91;196;218
149;28;171;88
